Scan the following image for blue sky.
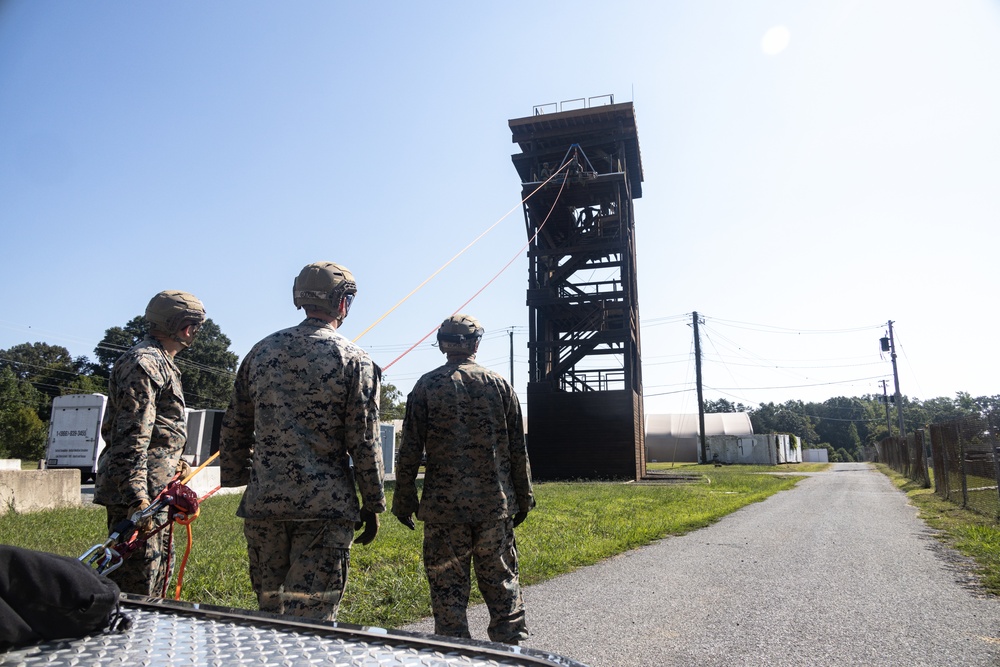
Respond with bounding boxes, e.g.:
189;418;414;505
2;1;998;415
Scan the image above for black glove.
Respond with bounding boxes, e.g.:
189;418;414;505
354;508;379;545
512;510;529;528
394;512;415;530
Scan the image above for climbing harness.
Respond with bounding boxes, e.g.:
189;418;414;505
80;452;219;600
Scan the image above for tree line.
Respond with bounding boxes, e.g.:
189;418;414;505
0;315;405;461
2;313;995;465
704;394;1000;462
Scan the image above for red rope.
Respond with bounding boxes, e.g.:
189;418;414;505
167;482;220;600
172;512;198;600
382;162;571;372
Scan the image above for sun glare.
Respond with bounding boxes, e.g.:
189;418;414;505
761;25;791;56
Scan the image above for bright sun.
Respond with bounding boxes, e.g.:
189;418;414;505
761;25;791;55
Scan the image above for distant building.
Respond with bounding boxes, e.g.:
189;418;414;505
645;413;753;463
802;448;829;463
706;433;803;465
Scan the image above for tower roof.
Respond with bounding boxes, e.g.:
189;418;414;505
509;101;643;197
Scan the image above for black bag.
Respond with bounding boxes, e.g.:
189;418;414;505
0;545;125;649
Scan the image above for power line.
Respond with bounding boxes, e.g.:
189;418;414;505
705;318;884;335
699;358;887;371
705;374;889;391
802;413;881;423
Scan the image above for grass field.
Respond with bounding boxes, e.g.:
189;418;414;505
3;463;820;628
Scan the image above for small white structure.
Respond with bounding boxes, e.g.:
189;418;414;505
645;413;754;463
380;422;396;475
184;409;225;466
705;433;802;465
803;448;829;463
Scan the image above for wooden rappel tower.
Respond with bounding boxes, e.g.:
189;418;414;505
509;98;645;481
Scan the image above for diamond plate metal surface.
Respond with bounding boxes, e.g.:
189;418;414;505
1;597;587;667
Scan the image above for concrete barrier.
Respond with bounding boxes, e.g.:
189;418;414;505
0;469;81;514
0;459;21;471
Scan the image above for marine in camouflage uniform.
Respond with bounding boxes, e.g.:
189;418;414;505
393;314;534;645
220;261;385;622
94;290;206;596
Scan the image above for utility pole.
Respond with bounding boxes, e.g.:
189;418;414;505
887;321;905;438
879;379;892;435
693;312;707;463
509;328;514;384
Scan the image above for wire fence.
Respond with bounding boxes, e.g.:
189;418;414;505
877;431;931;489
881;416;1000;520
930;417;1000;519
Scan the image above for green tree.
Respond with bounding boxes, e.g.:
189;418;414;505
0;367;48;459
174;319;239;410
380;379;406;421
811;397;872;459
91;316;146;377
1;406;47;460
749;401;819;444
0;342;76;384
973;395;1000;434
93;316;238;410
862;393;895;442
703;398;751;413
0;342;91;420
899;394;932;432
65;374;108;395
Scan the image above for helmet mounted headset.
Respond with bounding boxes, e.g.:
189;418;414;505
145;290;206;348
292;261;357;322
437;314;484;354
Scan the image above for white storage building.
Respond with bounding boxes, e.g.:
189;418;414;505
645;412;754;463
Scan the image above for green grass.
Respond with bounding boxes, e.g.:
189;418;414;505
1;466;809;628
646;461;700;471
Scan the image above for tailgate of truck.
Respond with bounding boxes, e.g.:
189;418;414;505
0;595;587;666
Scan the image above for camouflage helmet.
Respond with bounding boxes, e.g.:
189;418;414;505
437;314;484;353
145;290;206;336
293;261;357;319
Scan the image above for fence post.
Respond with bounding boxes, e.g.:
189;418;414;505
994;445;1000;519
928;425;939;494
959;424;968;509
941;423;953;500
903;433;913;479
945;424;956;501
914;429;930;489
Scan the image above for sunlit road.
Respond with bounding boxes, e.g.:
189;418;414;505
403;463;1000;666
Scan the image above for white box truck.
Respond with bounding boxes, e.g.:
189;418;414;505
45;393;108;483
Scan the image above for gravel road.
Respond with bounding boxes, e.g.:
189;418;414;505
402;463;1000;666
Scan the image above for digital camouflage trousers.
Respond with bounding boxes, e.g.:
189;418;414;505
104;504;172;597
243;518;354;621
423;518;528;644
